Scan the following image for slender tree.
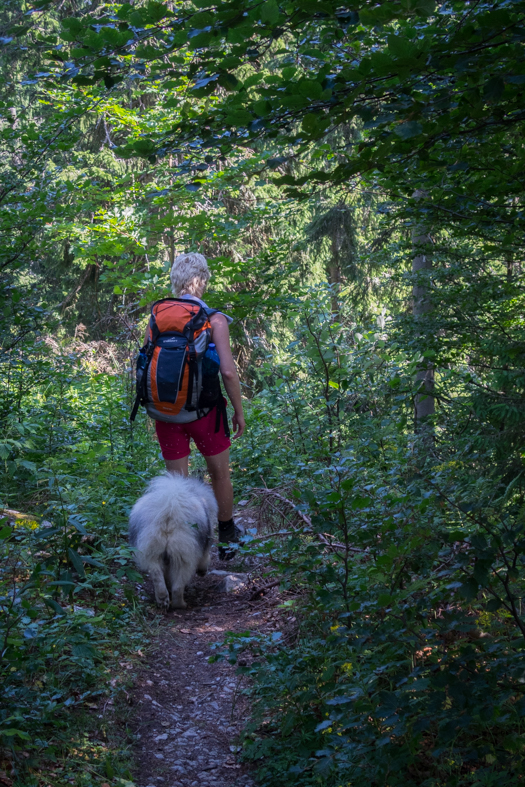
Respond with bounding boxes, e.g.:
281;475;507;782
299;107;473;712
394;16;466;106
411;190;434;432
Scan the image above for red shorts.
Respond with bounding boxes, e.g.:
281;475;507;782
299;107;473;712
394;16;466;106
155;405;231;461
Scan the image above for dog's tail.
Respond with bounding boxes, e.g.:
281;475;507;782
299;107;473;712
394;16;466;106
129;474;207;562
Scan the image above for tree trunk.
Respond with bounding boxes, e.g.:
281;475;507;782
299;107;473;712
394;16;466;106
328;264;339;316
168;159;175;266
329;227;343;317
412;190;435;430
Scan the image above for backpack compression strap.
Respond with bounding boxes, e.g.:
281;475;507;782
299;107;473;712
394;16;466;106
185;334;198;410
130;395;141;423
215;395;230;437
130;342;154;423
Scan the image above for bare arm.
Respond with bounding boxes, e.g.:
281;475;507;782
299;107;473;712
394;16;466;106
210;313;245;439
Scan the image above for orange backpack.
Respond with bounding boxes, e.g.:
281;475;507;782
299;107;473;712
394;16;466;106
130;298;222;424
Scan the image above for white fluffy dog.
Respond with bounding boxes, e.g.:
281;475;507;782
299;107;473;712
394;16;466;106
128;473;217;609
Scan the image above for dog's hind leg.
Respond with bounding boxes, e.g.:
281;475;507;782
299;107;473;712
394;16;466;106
196;528;213;577
170;585;186;609
196;545;211;577
148;562;170;611
166;559;189;609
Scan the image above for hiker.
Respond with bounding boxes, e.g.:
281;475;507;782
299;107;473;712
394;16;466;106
133;252;245;556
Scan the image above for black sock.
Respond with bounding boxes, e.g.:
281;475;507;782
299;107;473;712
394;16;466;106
218;518;234;531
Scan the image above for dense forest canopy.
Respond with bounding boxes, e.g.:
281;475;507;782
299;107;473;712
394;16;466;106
1;1;525;786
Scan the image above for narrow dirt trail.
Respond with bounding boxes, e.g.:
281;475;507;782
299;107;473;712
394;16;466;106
128;520;285;787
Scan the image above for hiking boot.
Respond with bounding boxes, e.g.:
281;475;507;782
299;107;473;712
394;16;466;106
218;519;245;561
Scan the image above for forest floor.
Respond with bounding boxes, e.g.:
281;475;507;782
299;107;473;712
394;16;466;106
127;509;287;787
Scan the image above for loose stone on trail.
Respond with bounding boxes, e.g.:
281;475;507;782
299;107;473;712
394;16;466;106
209;569;249;592
220;574;248;593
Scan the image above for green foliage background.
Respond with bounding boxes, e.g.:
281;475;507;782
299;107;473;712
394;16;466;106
1;0;525;785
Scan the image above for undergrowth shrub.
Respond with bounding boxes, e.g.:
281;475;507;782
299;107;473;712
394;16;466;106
224;288;525;787
0;332;163;783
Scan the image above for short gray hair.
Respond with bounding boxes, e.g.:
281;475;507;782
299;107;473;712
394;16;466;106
170;252;210;297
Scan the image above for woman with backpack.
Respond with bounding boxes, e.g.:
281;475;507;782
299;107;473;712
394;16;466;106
134;252;246;557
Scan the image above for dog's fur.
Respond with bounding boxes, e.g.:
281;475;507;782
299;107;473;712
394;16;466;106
128;473;217;609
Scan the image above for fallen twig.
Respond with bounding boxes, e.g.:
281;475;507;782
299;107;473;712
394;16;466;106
251;487;313;528
1;508;38;522
246;529;363;553
318;533;364;554
249;580;280;601
245;530;297;542
247;489;364;554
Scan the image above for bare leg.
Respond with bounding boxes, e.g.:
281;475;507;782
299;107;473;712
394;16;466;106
165;456;189;476
204;448;233;521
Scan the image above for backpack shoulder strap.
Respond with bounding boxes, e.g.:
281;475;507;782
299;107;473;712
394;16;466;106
204;306;233;324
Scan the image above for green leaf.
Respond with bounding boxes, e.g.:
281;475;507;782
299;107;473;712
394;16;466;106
61;17;84;35
302;113;319;135
0;728;30;739
486;598;502;612
72;643;97;660
387;34;418;59
459;578;479;602
18;459;36;472
132;139;157;157
394;121;423;139
253;99;272;117
260;0;279;24
358;8;379;25
414;0;436;16
135;44;165;60
68;548;86;578
351;496;370;510
72;75;95;86
218;72;239;91
225;110;252;126
69;516;88;536
188;30;213;48
44;598;67;616
129;10;144;26
298;80;323;100
81;555;104;568
484;77;505;102
116;3;134;21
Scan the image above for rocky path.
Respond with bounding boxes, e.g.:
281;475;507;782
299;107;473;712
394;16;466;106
128;532;285;787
